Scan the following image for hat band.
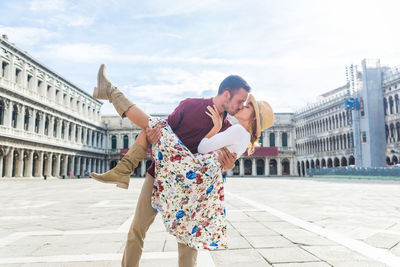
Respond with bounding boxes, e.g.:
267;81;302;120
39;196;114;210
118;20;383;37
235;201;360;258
257;103;263;127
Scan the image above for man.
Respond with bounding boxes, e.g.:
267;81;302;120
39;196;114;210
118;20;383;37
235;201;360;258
91;66;250;267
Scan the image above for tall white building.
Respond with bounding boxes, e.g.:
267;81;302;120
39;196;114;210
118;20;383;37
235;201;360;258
0;36;107;178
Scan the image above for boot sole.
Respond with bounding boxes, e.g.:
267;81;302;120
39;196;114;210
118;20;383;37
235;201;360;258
94;64;109;100
90;174;128;189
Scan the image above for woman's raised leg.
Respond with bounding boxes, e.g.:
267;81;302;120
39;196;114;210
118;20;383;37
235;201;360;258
90;131;149;189
93;64;150;129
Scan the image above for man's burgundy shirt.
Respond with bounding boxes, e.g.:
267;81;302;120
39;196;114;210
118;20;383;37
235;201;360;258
147;97;232;177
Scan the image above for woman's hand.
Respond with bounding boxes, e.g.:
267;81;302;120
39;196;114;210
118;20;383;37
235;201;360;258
205;105;222;132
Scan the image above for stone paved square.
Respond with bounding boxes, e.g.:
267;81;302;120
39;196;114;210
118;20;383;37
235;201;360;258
1;177;400;266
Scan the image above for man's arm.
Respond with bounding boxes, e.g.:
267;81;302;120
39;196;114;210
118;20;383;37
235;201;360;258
218;147;236;171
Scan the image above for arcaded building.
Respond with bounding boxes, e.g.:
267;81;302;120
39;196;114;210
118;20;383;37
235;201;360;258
0;36;107;178
1;36;399;178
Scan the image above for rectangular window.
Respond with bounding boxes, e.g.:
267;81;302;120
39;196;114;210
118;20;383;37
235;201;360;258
1;62;9;78
27;74;33;89
15;68;22;84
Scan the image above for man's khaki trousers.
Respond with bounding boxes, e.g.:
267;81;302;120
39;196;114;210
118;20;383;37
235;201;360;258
121;172;198;267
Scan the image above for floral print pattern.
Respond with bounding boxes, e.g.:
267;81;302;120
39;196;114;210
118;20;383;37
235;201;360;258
149;117;227;250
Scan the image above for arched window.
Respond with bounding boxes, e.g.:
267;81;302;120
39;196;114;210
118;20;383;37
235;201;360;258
282;132;288;147
12;105;18;128
269;133;275;146
123;135;129;149
384;98;388;116
397;122;400;142
24;109;29;130
44;117;49;135
111;135;117;149
35;112;40;133
53;120;57;137
61;122;65;138
389;96;394;114
395;95;400;113
0;100;4;125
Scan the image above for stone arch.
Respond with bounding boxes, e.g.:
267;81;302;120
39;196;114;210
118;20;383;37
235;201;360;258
392;155;398;165
282;158;290;175
244;159;252;175
256;159;265;175
349;156;355;165
233;160;240;175
321;158;326;168
327;158;333;168
341;157;348;167
270;159;277;175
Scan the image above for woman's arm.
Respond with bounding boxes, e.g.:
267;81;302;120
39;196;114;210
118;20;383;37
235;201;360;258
198;125;246;154
204;105;222;139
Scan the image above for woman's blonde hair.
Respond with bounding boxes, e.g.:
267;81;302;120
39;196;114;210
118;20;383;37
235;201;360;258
247;103;258;155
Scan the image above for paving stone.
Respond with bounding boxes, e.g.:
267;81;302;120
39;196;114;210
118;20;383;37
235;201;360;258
272;262;331;267
211;249;272;267
363;233;400;249
301;245;375;266
258;247;319;263
246;235;296;248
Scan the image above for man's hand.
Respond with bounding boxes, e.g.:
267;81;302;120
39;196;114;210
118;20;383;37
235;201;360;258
217;147;237;171
146;125;162;144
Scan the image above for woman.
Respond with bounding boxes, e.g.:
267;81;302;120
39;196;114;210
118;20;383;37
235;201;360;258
91;65;273;250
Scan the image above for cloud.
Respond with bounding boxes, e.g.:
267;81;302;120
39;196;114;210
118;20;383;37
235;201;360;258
131;0;222;19
123;68;227;104
0;25;57;46
29;0;68;12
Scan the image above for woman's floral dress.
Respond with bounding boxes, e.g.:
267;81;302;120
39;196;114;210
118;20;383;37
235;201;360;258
149;117;226;250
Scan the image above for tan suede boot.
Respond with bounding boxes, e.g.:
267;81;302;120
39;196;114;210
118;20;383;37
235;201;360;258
93;64;134;118
90;144;147;189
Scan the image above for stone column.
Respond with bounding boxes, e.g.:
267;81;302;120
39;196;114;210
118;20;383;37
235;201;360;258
75;156;81;176
64;121;70;140
239;158;244;176
93;132;97;147
48;116;54;137
140;159;146;177
44;152;53;177
81;157;86;176
34;151;44;177
277;158;282;176
4;99;12;128
14;149;24;177
92;158;97;173
252;158;257;176
39;112;45;135
0;154;3;178
61;155;68;177
54;154;61;177
24;150;34;177
28;108;36;132
276;131;281;148
70;155;75;177
105;159;110;172
16;104;24;129
77;126;82;143
4;147;14;177
265;158;270;176
56;119;62;139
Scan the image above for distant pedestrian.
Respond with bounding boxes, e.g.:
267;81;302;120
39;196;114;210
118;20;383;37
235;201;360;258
222;171;227;183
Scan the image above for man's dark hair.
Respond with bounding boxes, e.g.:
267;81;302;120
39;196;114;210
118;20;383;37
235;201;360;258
218;75;251;95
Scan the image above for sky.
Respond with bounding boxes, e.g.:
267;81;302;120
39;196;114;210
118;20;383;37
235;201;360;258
1;0;399;115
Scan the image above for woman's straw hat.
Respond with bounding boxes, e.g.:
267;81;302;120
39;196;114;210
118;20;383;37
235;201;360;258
247;94;274;137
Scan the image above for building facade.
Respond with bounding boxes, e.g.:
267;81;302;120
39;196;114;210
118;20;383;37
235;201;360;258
1;36;399;178
0;36;108;178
